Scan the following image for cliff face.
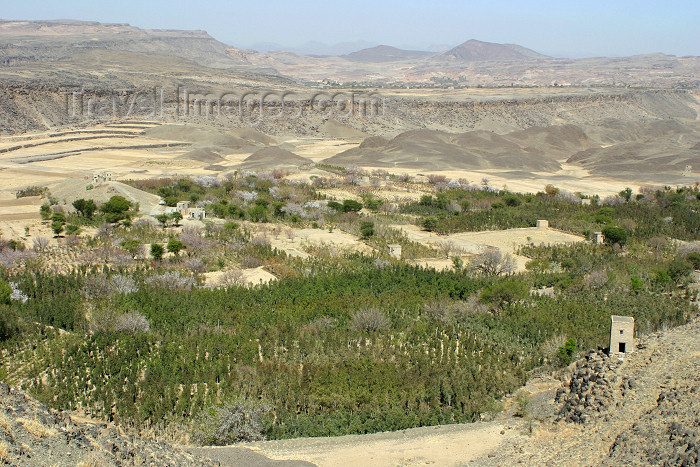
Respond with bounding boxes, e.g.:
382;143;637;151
0;84;697;137
0;20;250;69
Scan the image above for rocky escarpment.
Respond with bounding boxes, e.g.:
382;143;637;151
0;382;215;466
479;317;700;466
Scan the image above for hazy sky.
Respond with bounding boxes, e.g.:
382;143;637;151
3;0;699;57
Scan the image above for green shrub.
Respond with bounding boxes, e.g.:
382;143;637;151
503;195;521;207
557;338;577;365
51;220;64;236
0;306;19;341
421;217;438;231
0;281;11;305
51;212;66;223
167;239;184;256
630;276;643;293
668;258;693;281
342;200;363;213
39;203;51;220
360;221;375;239
65;224;81;236
72;199;97;218
150;243;164;261
602;226;628;246
363;198;382;211
480;281;528;309
101;196;132;214
684;252;700;270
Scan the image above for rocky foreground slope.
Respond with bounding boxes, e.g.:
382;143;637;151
481;316;700;466
0;381;218;466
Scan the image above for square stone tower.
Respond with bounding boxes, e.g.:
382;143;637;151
387;244;402;259
610;315;634;355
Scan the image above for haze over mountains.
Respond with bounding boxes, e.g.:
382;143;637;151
1;19;699;87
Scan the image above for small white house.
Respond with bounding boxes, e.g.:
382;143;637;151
593;232;605;244
186;207;206;220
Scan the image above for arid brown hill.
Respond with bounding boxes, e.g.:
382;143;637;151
439;39;549;61
323;127;564;171
342;45;434;63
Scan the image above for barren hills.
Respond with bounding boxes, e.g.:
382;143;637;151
1;20;700;87
439;39;549;62
324;118;700;181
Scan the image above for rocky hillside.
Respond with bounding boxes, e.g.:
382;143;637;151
0;19;254;69
483;316;700;466
0;382;216;466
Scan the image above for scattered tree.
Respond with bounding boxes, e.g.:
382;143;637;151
360;221;375;239
73;199;97;218
156;214;170;229
469;248;516;276
167;239;184;256
480;280;528;309
170;211;183;226
150;243;165;261
51;220;64;237
601;226;628;247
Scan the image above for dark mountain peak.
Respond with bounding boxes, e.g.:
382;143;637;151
441;39;548;61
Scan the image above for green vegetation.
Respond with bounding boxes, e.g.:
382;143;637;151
150;244;164;261
6;176;698;445
401;186;700;240
557;338;577;365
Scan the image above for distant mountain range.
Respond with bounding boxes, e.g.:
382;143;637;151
248;39;549;62
248;40;379;56
0;19;698;88
342;45;435;63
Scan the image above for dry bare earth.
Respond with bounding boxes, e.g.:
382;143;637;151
325;119;700;183
238;146;313;171
394;224;584;272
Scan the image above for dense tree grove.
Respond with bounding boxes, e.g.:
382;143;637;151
1;250;693;439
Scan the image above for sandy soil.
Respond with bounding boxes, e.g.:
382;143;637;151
394;224;584;272
263;227;375;258
203;266;277;287
360;164;641;198
239;421;507;467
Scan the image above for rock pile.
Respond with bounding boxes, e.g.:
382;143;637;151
555;350;623;424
